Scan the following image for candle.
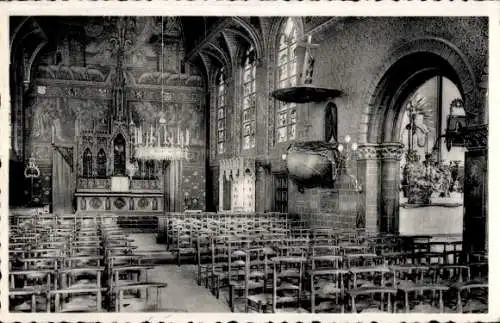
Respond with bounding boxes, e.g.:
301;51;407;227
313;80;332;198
186;129;190;146
177;127;180;145
180;131;184;148
51;125;55;144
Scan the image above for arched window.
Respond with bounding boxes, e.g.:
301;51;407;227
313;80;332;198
242;47;256;150
400;76;465;204
216;68;226;154
276;18;298;143
96;149;107;178
113;134;126;176
82;148;93;178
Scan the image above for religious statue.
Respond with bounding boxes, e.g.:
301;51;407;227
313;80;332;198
298;35;319;85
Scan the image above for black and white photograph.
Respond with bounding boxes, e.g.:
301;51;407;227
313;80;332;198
5;13;489;315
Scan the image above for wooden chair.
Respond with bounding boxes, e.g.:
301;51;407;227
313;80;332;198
114;282;167;312
453;281;487;313
271;255;306;312
245;247;274;313
309;266;347;313
49;287;107;312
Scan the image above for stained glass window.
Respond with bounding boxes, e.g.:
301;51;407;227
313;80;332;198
242;47;256;150
276;18;298;143
216;68;226;154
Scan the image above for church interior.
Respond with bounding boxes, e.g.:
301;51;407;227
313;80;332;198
7;16;488;313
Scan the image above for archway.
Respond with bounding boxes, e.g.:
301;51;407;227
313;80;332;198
357;38;480;238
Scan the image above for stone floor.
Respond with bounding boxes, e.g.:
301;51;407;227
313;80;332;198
128;233;231;312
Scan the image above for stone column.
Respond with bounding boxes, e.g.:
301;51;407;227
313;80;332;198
255;163;269;213
461;125;488;257
357;143;403;234
357;144;381;234
218;172;224;212
379;143;405;234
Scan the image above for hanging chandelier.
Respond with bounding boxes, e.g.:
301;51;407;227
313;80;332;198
129;16;188;161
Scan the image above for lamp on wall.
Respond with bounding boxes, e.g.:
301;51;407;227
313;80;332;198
337;135;362;192
444;98;466;151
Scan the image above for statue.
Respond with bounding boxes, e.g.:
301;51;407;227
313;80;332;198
297;35;319;85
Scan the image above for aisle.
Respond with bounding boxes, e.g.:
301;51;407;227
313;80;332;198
129;233;231;312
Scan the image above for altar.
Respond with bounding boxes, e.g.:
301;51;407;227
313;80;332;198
75;192;163;213
75;176;164;213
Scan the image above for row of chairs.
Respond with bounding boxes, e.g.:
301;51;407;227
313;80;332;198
158;212;295;265
9;213;168;312
190;228;487;313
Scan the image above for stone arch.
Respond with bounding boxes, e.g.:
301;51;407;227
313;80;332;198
268;17;305;52
359;37;478;144
232;17;265;61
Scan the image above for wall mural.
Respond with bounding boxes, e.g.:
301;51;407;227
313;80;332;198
84;17;183;71
129;101;205;146
69;99;110;134
22;16;206;210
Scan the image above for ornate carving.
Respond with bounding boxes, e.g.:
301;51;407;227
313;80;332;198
356;143;404;160
138;198;149;209
114;197;126;209
378;143;405;160
90;197;102;209
459;124;488;149
219;157;256;180
356;145;378;160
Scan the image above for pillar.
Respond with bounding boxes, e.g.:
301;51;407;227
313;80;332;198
357;144;381;234
461;124;488;256
357;143;403;234
379;143;404;234
218;172;224;212
255;163;272;213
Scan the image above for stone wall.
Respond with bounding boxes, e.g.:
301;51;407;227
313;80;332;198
199;17;487;230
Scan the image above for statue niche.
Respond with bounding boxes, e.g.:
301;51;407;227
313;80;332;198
113;134;126;176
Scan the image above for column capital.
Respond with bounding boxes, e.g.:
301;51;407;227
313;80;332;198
357;143;405;161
